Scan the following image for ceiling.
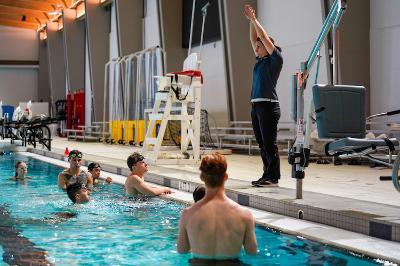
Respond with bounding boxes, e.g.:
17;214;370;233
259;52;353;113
0;0;74;30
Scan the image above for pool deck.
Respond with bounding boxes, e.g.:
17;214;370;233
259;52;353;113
20;137;400;263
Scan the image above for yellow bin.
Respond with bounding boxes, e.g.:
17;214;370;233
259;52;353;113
110;120;123;142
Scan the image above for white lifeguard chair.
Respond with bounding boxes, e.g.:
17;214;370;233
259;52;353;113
141;53;202;164
142;0;210;164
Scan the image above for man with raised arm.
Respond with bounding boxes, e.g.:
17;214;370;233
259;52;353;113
244;4;284;187
124;152;172;196
177;153;258;265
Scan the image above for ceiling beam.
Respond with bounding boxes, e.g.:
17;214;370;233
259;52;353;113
0;0;54;12
0;5;47;18
0;12;40;24
0;18;37;30
16;0;73;7
0;0;86;30
0;5;48;20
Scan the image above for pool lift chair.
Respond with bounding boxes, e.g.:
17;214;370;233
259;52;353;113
291;84;400;197
312;84;400;192
287;0;400;197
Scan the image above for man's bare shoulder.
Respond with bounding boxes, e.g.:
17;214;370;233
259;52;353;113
226;197;253;218
58;172;67;180
178;206;192;224
182;200;206;217
58;169;69;176
126;174;142;183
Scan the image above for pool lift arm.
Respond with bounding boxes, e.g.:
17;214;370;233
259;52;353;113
288;0;347;199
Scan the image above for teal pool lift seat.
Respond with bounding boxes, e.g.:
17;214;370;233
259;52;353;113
312;84;400;192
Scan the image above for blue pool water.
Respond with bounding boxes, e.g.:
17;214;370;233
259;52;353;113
0;154;389;265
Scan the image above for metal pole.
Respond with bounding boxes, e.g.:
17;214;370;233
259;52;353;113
295;62;306;199
332;0;345;85
296;179;303;199
199;5;208;61
290;0;346;200
304;52;321;149
103;61;112;143
306;0;339;75
188;0;196;56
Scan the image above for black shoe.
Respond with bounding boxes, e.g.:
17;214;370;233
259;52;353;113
251;178;279;187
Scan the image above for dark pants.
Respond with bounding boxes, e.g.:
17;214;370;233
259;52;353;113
251;101;281;180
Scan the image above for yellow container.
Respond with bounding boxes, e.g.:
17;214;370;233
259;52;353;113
112;120;162;145
139;120;146;142
110;120;123;141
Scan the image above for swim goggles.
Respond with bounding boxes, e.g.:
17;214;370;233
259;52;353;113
69;152;83;159
135;154;145;164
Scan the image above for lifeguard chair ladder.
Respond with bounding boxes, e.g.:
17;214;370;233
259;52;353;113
141;53;202;164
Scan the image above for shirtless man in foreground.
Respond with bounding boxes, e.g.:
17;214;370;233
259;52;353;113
177;153;258;265
124;152;171;196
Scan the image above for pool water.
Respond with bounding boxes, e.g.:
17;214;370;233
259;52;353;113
0;154;387;265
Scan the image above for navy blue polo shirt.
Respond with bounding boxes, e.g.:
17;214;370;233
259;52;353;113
251;48;283;101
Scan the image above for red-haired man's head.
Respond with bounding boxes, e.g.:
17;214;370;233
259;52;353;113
199;153;228;188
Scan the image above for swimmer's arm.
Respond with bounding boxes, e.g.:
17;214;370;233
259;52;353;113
57;173;67;190
177;209;190;253
128;175;171;196
86;172;94;190
243;211;258;255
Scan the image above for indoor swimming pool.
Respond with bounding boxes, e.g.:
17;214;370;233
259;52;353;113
0;154;391;265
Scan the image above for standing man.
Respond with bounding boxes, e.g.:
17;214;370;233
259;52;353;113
177;153;257;264
58;150;93;190
244;5;283;187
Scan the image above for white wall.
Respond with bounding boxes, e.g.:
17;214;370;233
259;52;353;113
0;26;39;106
0;69;38;106
257;0;329;123
0;26;38;60
144;0;161;48
370;0;400;117
192;41;229;126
